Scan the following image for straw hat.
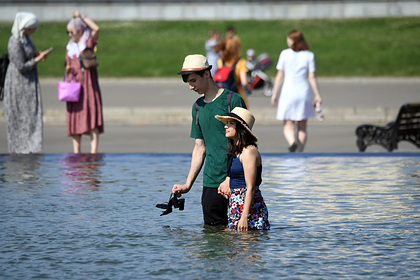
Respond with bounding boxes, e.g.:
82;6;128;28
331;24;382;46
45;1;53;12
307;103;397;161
215;107;258;142
177;54;212;75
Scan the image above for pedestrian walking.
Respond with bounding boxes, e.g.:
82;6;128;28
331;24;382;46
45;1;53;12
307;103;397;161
271;30;322;152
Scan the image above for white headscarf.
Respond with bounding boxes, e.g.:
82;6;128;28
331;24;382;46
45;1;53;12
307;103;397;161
11;12;39;42
66;17;91;58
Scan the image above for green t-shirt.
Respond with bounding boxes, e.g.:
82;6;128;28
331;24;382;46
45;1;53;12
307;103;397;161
190;89;246;188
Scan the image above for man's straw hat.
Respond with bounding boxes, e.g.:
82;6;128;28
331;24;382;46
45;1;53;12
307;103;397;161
177;54;212;75
215;107;258;142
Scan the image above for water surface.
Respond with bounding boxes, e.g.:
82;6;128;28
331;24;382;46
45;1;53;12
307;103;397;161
1;153;419;279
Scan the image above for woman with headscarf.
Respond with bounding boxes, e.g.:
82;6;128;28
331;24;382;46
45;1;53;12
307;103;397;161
65;10;103;154
3;12;51;154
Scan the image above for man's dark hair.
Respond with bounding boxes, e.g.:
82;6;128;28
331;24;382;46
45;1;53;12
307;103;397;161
182;69;211;83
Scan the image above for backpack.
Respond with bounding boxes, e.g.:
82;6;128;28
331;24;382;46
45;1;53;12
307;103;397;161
213;59;239;93
194;90;233;125
0;53;9;101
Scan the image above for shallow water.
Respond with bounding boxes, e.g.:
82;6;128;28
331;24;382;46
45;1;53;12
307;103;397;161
1;153;419;279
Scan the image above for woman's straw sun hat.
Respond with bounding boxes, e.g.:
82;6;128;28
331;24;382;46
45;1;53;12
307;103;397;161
215;107;258;142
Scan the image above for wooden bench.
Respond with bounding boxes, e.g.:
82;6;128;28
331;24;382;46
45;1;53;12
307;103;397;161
355;103;420;152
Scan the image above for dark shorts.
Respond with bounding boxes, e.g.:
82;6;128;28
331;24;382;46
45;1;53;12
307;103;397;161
201;186;228;226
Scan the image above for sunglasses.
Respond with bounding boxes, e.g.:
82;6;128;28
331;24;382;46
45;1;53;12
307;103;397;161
67;31;75;35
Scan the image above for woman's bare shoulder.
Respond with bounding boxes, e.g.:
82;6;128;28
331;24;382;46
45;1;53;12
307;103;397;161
241;145;260;161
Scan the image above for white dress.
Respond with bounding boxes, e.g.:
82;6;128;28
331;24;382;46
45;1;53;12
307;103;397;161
276;48;316;121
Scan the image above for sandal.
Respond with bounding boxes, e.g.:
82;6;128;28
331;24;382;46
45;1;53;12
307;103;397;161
288;141;298;152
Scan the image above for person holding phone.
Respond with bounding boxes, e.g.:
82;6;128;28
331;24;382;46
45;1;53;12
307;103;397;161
3;12;51;153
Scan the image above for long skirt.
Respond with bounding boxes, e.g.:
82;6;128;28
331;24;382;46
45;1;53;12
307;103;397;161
227;187;270;230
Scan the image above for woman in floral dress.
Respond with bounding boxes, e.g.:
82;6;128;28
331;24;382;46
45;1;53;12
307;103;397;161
216;107;270;231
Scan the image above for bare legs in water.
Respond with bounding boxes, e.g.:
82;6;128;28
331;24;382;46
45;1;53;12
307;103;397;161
72;128;99;154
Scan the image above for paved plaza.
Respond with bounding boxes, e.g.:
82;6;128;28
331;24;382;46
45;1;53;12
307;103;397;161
0;77;419;154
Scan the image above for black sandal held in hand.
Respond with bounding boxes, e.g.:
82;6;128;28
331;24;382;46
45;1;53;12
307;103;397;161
156;193;185;216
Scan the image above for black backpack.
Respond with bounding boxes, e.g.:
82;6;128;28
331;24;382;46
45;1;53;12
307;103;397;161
0;54;10;101
194;90;233;125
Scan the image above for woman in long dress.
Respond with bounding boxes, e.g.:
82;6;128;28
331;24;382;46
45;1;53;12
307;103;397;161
65;10;104;154
271;30;322;152
3;12;51;154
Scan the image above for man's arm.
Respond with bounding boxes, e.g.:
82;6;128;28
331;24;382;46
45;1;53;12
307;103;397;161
172;139;206;196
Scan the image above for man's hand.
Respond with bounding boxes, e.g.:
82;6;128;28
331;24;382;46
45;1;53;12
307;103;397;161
172;184;190;197
218;178;231;199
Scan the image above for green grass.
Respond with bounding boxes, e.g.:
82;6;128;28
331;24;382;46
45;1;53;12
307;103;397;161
1;17;419;77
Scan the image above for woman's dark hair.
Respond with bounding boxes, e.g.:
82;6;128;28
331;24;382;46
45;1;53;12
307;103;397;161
288;29;309;51
227;119;257;156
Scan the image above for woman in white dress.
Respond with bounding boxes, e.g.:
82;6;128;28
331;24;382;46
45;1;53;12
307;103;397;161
271;30;322;152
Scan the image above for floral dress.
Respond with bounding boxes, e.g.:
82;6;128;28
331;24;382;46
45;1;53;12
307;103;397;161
227;155;270;230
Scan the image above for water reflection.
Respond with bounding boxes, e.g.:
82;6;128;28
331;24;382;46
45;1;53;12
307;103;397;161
263;155;420;229
59;153;104;189
0;154;43;186
170;226;267;278
199;227;262;260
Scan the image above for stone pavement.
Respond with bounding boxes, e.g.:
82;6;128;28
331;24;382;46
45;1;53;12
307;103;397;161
0;77;419;153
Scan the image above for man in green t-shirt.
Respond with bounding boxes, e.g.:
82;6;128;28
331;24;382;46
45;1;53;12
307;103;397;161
172;54;246;226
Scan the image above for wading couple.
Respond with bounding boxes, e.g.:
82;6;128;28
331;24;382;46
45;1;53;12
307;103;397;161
172;54;270;231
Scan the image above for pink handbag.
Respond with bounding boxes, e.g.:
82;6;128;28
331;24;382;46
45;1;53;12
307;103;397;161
58;72;81;102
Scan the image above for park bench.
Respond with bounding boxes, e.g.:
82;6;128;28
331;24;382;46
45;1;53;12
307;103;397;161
355;103;420;152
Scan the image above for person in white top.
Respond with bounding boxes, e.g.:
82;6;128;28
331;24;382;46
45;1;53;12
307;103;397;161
270;30;322;152
204;30;220;76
